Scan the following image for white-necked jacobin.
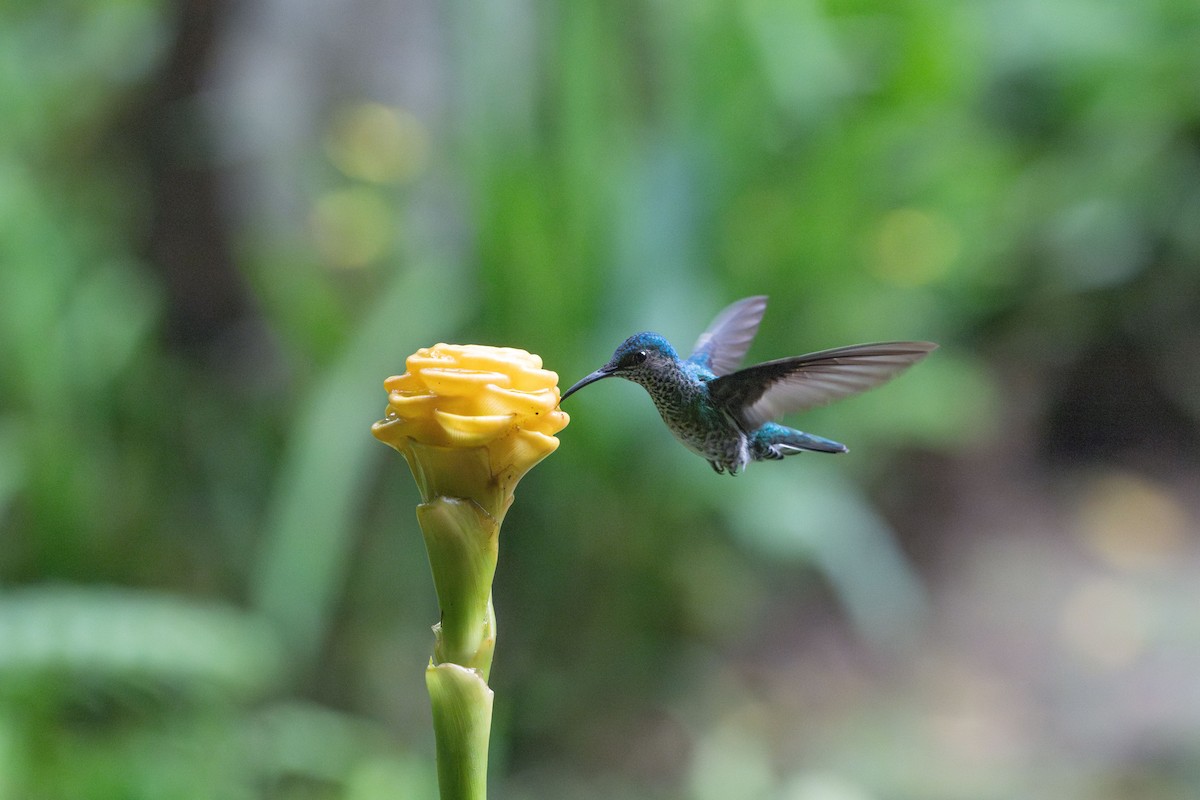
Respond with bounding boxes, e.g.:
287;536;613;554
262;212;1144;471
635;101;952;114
559;296;937;475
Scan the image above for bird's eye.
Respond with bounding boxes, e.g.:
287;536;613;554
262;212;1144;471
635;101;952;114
632;350;648;365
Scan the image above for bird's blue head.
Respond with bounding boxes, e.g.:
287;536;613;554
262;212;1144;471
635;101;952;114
560;332;679;400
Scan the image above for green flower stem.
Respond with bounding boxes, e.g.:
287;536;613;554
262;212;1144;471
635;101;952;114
414;490;501;798
403;443;512;524
427;662;494;800
418;497;499;676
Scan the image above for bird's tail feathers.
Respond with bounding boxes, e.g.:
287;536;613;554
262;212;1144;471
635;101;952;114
751;422;848;458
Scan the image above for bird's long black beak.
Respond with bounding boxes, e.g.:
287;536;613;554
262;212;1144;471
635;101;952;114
559;368;615;402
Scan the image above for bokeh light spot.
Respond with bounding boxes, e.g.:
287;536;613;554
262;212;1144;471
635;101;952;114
310;187;393;269
871;208;960;287
923;659;1030;769
325;103;429;184
1059;577;1150;671
1072;470;1189;572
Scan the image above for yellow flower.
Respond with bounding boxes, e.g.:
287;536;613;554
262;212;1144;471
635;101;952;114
372;344;569;520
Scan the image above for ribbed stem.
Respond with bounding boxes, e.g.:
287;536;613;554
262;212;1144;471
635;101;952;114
418;497;499;676
415;494;500;798
427;662;493;800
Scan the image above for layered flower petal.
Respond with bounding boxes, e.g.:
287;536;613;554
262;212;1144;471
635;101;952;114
372;343;570;519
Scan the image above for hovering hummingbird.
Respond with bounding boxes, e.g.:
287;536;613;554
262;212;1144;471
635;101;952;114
560;296;936;475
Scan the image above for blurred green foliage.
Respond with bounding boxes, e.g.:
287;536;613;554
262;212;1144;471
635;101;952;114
2;0;1200;798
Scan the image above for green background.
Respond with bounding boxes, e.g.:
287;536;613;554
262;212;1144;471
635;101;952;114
3;0;1200;797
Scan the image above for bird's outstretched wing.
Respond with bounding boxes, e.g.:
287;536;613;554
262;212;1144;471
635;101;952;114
709;341;938;429
687;295;768;376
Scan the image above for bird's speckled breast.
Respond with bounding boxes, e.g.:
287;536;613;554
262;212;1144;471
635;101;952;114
635;361;749;470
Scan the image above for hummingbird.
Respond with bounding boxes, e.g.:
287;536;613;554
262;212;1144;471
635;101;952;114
560;296;937;475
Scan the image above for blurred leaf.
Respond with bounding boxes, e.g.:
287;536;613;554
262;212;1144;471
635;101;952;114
0;586;284;699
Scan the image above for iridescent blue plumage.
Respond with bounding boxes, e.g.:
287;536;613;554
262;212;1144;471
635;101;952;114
560;296;936;475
